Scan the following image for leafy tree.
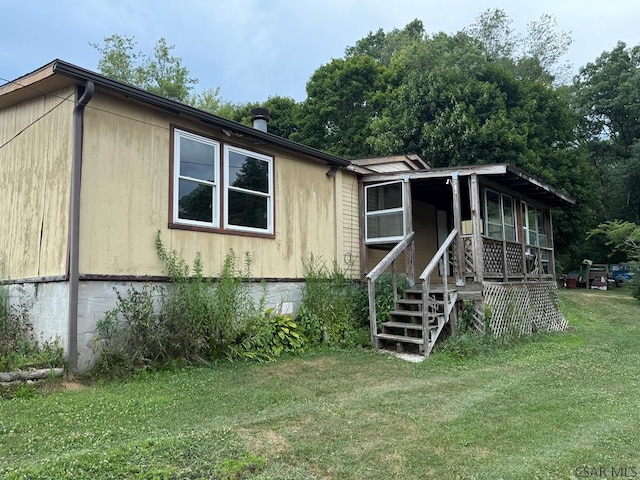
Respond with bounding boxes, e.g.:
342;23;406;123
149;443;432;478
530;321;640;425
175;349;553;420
219;96;302;139
293;55;388;158
588;220;640;260
465;8;518;60
345;19;425;66
91;34;140;83
587;220;640;300
91;34;222;110
466;8;572;83
573;42;640;223
366;31;576;174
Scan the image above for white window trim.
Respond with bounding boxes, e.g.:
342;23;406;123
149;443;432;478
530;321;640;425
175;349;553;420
223;144;274;235
173;129;220;228
364;180;406;244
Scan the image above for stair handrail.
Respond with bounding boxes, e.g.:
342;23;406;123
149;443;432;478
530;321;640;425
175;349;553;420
365;231;415;346
419;228;458;354
418;229;458;282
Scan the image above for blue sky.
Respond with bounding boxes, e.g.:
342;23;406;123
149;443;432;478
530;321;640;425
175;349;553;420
2;0;639;104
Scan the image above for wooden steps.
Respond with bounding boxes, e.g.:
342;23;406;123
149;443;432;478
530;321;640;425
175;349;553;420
374;284;457;356
375;333;424;345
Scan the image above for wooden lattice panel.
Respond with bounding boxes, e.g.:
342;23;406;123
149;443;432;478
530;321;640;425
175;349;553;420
483;238;503;274
506;242;523;275
482;282;567;337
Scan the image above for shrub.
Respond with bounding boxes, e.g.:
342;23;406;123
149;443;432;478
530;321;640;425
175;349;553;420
93;284;165;374
227;308;307;362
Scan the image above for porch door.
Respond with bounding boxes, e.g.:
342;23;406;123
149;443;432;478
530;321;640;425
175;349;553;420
436;209;449;276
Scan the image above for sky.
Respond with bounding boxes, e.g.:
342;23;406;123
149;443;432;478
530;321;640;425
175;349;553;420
2;0;640;104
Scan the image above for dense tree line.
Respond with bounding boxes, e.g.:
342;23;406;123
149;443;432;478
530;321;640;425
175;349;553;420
92;9;640;272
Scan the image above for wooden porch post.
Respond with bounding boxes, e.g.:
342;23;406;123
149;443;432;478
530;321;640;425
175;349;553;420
451;172;464;286
403;178;415;284
548;209;556;278
469;174;484;283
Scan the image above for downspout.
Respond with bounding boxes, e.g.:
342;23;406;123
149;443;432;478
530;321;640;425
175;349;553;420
68;81;94;371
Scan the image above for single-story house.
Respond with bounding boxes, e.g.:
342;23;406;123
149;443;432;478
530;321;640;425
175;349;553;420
0;60;574;368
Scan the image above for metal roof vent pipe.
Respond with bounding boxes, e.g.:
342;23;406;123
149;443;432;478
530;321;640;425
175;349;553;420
250;107;270;132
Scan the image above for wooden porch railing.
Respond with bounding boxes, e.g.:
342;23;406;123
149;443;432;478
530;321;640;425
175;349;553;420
366;231;415;346
419;229;458;356
462;236;555;281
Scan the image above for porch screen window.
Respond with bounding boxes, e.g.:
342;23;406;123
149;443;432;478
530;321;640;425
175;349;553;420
224;145;273;234
365;181;405;243
484;189;516;242
174;129;220;227
522;203;548;247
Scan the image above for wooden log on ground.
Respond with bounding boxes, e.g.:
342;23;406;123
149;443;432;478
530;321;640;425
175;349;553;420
0;368;64;382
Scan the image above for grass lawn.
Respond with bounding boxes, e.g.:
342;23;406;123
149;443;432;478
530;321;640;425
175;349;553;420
1;288;639;479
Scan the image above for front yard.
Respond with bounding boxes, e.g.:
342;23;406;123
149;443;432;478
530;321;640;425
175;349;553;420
1;288;638;479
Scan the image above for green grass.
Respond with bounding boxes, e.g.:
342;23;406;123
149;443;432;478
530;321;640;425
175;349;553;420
1;288;639;479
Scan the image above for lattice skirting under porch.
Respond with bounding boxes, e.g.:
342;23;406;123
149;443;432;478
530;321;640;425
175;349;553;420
481;281;567;336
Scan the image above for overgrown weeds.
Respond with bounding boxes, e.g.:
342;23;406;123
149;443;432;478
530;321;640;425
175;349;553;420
93;233;306;376
296;254;368;348
155;234;263;361
437;300;533;358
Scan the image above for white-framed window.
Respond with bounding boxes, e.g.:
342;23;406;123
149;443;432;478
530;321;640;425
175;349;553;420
171;128;274;236
484;188;516;242
223;145;274;234
173;129;220;228
365;181;405;244
522;203;548;247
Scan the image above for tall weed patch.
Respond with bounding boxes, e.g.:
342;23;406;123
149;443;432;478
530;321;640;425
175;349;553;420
156;232;265;361
297;254;368;347
93;233;275;374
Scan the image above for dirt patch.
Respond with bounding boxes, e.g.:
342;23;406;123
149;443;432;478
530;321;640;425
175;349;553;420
61;381;87;391
239;428;289;456
37;379;88;395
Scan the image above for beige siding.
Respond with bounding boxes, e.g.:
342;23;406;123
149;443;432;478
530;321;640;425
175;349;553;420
341;171;360;278
0;88;74;280
79;91;341;278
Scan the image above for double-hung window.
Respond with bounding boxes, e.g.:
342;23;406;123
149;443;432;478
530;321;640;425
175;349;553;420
365;181;405;244
172;128;274;235
484;189;516;242
173;129;220;228
224;145;273;234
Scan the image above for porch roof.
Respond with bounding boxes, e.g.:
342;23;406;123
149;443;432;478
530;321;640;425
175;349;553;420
360;163;575;208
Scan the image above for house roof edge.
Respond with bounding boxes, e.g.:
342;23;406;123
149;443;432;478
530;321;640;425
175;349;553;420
47;60;349;167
